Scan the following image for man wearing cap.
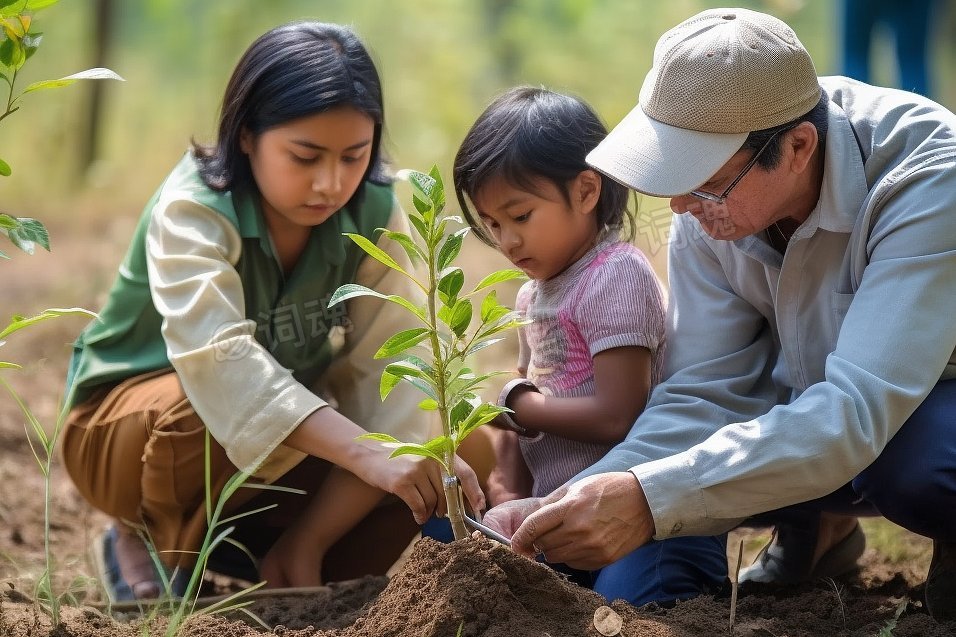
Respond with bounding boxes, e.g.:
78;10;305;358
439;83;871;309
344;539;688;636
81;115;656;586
484;7;956;621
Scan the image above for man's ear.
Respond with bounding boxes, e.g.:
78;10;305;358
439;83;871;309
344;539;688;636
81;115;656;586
787;121;819;175
572;169;602;215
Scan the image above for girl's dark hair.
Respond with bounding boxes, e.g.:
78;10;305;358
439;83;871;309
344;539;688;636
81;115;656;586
454;86;632;246
192;21;387;208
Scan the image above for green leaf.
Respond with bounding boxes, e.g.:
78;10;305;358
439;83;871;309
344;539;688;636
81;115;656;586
381;229;425;263
0;0;26;16
373;327;429;359
464;337;505;358
448;299;472;337
0;361;22;369
426;164;446;212
437;228;468;271
379;369;402;401
0;157;10;177
407;213;430;244
0;213;18;229
21;67;124;95
329;282;378;307
0;36;25;70
423;435;454;458
0;1;25;21
357;432;402;444
387;443;446;468
380;360;437;401
418;398;438;410
406;376;439;401
411;192;433;218
22;33;41;60
0;307;96;339
449;398;473;430
329;283;427;323
437;267;464;304
0;248;7;259
397;168;438;223
5;216;49;253
403;354;437;377
343;232;412;279
25;0;61;10
480;290;509;323
458;403;509;442
472;268;527;293
398;168;438;204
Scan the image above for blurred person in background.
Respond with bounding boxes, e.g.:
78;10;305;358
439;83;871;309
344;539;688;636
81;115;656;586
841;0;937;96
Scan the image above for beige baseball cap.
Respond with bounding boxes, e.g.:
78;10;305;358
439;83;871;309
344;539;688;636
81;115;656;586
587;8;821;198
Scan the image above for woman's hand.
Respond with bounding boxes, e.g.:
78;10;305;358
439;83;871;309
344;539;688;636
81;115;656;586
359;443;485;525
284;406;485;525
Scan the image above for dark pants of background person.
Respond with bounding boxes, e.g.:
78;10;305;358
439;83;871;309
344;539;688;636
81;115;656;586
841;0;937;96
745;379;956;541
422;519;728;607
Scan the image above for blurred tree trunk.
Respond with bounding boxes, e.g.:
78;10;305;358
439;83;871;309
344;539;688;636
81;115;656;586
79;0;115;177
482;0;520;83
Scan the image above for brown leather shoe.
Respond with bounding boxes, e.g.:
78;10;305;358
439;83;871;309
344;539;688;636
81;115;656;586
739;522;865;584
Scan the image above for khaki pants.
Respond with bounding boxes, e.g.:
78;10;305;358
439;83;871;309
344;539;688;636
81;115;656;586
61;369;270;568
61;370;421;578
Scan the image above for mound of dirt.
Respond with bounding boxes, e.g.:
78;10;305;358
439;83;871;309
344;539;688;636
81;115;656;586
2;534;956;636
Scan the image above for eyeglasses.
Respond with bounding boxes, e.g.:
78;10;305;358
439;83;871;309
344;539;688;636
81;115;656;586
690;124;797;204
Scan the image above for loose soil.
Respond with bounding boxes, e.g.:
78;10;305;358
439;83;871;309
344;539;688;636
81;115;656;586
1;214;954;636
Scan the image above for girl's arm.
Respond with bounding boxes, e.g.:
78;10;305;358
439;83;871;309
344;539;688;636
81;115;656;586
507;346;653;444
504;246;665;444
485;428;534;507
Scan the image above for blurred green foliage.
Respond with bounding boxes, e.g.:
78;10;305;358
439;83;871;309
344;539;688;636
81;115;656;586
2;0;955;222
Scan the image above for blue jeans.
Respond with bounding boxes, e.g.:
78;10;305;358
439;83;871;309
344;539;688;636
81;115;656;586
747;379;956;540
422;517;727;607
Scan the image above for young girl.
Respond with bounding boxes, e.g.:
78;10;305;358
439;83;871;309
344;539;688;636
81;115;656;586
60;21;483;601
452;86;727;606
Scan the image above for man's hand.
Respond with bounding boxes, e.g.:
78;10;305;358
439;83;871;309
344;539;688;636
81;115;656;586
510;472;655;570
483;496;545;539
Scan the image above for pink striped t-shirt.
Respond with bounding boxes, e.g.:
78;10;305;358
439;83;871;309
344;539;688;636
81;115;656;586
515;237;666;497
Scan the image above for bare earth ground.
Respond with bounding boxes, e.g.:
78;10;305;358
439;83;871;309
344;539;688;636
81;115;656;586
1;214;954;635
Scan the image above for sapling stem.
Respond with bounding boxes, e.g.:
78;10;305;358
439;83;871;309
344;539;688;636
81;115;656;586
332;166;527;545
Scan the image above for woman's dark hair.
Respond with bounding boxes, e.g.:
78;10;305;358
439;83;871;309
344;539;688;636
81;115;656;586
192;22;387;208
454;86;632;246
743;91;830;169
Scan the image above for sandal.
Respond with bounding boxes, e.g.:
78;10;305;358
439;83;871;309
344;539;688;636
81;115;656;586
91;526;186;602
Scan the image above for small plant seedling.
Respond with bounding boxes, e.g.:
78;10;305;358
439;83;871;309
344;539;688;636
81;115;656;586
330;166;527;539
823;577;846;630
1;0;123;259
877;596;909;637
135;431;302;637
1;307;96;625
1;0;122;625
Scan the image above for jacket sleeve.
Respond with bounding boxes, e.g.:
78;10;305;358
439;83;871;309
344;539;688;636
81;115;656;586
580;156;956;539
146;195;325;477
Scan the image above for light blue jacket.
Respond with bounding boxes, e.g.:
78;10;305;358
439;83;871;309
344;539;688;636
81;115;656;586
582;76;956;538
